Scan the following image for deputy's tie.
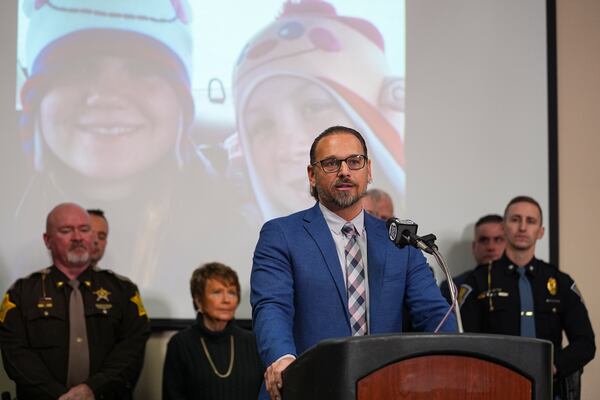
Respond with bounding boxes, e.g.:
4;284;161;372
517;267;536;337
66;279;90;387
342;222;367;336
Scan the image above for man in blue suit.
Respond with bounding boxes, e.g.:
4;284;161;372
251;126;456;400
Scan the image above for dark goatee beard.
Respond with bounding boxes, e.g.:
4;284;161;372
316;180;364;209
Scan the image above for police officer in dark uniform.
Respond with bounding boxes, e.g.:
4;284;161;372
460;196;595;399
440;214;505;303
0;203;150;400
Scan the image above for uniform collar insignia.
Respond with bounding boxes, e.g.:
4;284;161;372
570;283;584;303
528;264;537;275
502;253;537;275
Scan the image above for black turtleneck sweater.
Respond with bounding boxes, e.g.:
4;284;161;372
162;315;264;400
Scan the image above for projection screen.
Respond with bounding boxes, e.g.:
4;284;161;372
0;0;552;321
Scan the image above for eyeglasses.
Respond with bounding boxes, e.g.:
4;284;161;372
311;155;368;173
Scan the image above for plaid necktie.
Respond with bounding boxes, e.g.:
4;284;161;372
342;222;367;336
66;279;90;387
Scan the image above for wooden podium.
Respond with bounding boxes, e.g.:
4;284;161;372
281;333;552;400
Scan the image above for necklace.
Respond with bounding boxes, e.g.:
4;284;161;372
200;335;235;378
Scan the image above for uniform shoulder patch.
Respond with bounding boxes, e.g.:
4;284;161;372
458;284;473;307
0;293;17;323
570;283;585;304
130;291;147;318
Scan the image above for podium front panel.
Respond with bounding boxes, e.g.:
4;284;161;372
282;333;552;400
357;354;531;400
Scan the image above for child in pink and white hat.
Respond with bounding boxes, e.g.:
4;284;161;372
231;0;405;220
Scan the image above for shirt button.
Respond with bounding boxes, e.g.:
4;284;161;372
76;337;83;343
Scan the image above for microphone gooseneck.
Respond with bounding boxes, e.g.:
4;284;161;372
386;218;464;333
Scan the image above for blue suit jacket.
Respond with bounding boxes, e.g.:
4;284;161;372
250;203;456;367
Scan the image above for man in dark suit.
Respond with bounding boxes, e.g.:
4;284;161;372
251;126;456;400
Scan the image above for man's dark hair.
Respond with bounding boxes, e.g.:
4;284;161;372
503;196;543;224
475;214;503;229
309;126;368;200
87;209;107;221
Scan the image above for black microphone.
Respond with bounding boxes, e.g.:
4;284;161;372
387;219;462;331
386;218;436;254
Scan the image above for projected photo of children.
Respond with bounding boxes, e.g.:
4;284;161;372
4;0;405;319
19;0;200;188
10;0;245;314
230;0;406;222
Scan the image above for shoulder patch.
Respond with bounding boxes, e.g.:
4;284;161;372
130;291;147;318
458;284;472;307
570;283;585;304
0;294;17;323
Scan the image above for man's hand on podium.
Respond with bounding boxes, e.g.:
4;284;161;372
265;355;295;400
58;384;95;400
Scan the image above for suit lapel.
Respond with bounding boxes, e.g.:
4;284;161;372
303;204;350;322
365;214;387;323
